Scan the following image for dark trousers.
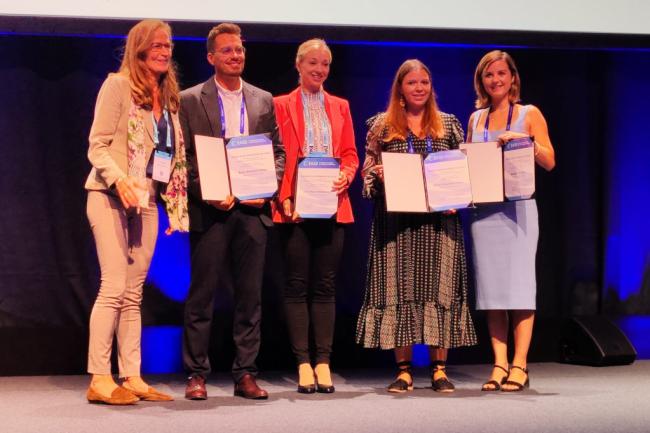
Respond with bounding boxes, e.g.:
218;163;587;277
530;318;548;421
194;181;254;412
280;220;344;365
183;207;267;382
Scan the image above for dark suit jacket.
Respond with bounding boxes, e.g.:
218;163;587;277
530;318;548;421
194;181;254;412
179;77;285;231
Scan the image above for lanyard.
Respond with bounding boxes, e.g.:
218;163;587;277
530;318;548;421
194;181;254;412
217;90;246;138
483;103;513;142
152;109;172;151
406;134;434;154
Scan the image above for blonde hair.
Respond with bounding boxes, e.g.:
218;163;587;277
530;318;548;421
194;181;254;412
118;19;179;112
295;38;332;67
474;50;521;109
385;59;443;141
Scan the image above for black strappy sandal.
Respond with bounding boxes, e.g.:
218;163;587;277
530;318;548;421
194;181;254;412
387;361;413;393
501;365;529;392
481;364;509;391
431;361;455;393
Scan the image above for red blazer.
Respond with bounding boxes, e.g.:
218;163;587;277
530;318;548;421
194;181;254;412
272;88;358;223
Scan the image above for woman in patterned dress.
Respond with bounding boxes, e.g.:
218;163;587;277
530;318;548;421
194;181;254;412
466;51;555;392
356;59;476;393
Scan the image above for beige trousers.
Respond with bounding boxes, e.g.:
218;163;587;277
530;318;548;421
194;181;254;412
86;185;158;377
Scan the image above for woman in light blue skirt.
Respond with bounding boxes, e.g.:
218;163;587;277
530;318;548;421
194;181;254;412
466;50;555;392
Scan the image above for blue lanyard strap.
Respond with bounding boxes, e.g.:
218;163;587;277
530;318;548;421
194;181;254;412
217;90;246;138
483;103;513;142
152;109;172;151
406;134;434;154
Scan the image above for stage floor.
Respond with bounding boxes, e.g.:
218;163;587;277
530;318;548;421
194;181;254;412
2;361;647;433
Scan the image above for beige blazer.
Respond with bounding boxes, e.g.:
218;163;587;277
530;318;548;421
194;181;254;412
84;73;181;190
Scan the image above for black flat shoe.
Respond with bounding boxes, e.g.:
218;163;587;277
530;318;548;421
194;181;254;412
481;364;509;392
387;361;413;393
431;361;455;393
501;365;529;392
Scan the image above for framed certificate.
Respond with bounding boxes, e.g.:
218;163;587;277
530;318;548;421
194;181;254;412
503;137;535;201
460;141;504;204
423;150;472;212
294;157;340;219
382;152;428;213
194;134;231;201
226;134;278;200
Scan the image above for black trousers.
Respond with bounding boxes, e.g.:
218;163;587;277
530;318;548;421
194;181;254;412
280;220;344;365
183;207;267;382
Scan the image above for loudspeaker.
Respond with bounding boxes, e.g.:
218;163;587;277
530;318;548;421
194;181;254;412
559;316;636;366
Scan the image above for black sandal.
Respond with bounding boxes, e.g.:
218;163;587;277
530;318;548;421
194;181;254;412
481;364;509;392
431;361;455;393
501;365;529;392
387;361;413;393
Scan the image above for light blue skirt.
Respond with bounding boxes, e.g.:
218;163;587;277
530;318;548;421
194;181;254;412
468;199;538;310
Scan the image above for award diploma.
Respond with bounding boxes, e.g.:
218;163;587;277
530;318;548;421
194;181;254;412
294;157;340;219
194;135;231;201
503;137;535;200
423;150;472;211
226;134;278;200
382;152;428;213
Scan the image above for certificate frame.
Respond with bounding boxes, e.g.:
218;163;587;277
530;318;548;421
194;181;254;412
294;156;340;219
381;151;429;213
194;134;231;201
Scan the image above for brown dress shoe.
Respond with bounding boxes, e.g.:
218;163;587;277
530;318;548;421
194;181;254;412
185;375;207;400
234;374;268;399
87;385;139;405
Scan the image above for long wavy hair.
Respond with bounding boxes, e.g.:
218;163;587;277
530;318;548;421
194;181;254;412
118;19;180;113
474;50;521;109
384;59;443;141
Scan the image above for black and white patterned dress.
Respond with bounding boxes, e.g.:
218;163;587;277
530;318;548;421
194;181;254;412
356;112;477;349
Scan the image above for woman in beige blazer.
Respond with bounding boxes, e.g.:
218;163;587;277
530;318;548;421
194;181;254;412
85;19;188;405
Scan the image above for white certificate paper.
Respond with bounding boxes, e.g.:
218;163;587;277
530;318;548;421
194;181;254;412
382;152;428;213
226;134;278;200
295;157;340;219
503;137;535;200
423;150;472;212
194;135;231;201
460;141;504;204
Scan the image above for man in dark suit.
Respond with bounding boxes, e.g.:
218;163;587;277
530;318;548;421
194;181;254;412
179;22;285;400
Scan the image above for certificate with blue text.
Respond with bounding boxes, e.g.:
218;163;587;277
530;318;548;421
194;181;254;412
295;157;340;219
226;134;278;200
503;137;535;201
423;150;472;211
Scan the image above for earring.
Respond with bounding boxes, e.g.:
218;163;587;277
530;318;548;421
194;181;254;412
399;96;405;108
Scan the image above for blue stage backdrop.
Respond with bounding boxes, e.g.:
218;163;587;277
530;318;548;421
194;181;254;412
1;18;650;374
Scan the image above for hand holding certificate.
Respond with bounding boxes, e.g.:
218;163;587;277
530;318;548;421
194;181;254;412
294;157;340;219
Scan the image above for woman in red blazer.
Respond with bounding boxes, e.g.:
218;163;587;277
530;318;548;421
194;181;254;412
273;38;358;394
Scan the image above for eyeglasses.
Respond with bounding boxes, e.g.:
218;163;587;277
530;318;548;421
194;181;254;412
215;46;246;56
150;42;174;52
